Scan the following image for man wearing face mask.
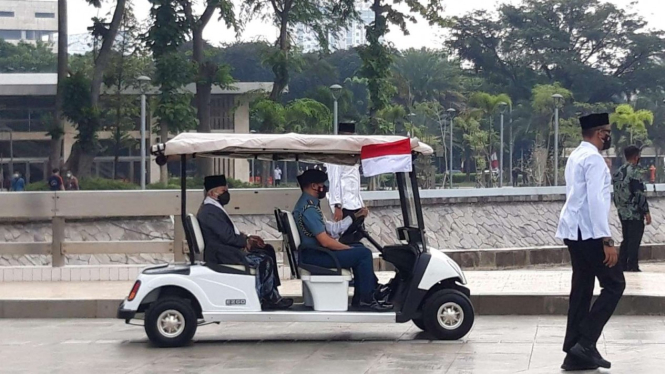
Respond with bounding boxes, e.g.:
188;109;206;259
197;175;293;310
556;113;625;371
293;169;390;312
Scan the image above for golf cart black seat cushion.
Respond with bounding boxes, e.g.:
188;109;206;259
186;213;255;275
280;209;351;277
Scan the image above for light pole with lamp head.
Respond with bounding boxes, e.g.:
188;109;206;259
330;84;342;134
137;76;151;190
552;93;564;186
447;108;456;188
498;102;508;187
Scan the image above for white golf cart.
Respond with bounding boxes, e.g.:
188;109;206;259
117;132;474;347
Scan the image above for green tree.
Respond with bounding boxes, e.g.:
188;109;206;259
468;92;512;180
241;0;360;102
610;104;654;148
0;40;56;72
146;0;198;184
357;0;445;129
445;0;665;103
179;0;237;176
53;0;68;171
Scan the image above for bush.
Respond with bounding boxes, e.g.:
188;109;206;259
79;178;139;190
148;177;258;190
26;181;49;191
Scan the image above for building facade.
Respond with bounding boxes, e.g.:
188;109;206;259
294;2;374;53
0;73;271;184
0;0;57;46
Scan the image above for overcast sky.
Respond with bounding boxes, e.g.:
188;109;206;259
67;0;665;50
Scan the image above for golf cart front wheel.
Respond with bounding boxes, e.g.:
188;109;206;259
411;317;426;331
144;297;197;347
422;290;474;340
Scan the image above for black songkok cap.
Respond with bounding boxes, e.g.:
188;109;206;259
338;122;356;134
204;175;227;191
579;113;609;130
297;169;327;187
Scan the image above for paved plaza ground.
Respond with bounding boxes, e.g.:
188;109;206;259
1;316;664;373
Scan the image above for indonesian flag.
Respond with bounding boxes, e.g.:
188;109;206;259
360;139;413;177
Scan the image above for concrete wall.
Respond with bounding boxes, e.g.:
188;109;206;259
2;187;665;266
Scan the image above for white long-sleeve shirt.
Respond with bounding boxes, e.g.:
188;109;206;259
556;141;612;241
325;163;363;211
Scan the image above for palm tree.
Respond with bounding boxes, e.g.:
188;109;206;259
610;104;654;148
468;92;512;183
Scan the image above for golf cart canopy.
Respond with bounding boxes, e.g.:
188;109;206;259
152;132;434;165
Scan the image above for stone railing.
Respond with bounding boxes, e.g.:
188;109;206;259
2;185;665;270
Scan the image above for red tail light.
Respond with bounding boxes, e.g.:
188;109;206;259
128;280;141;301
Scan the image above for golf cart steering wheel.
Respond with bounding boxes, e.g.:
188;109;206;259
343;215;365;236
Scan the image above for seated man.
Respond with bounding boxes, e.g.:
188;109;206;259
197;175;293;310
293;169;391;312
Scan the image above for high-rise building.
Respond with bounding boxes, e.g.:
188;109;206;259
294;2;374;53
0;0;57;46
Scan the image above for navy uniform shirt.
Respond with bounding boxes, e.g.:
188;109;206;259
293;193;326;249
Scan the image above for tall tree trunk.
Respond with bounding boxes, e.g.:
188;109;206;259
192;26;213;177
51;0;67;172
70;0;127;177
159;124;169;185
269;0;292;101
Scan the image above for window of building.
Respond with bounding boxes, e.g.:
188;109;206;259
0;11;14;17
0;30;21;40
35;12;56;19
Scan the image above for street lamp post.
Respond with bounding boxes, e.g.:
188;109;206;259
447;108;456;189
552;94;564;186
330;84;342;135
498;102;508;187
137;76;151;190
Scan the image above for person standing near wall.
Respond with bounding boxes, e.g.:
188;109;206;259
10;172;25;192
612;145;651;272
555;113;625;371
325;122;366;244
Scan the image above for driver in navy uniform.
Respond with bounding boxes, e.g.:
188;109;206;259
197;175;293;310
293;169;391;312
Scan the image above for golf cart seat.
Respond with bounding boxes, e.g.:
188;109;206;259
275;208;351;312
185;214;256;275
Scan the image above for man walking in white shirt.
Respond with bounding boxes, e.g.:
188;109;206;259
326;122;366;244
556;113;626;371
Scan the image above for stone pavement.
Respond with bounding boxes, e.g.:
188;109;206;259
1;263;665;317
1;316;664;373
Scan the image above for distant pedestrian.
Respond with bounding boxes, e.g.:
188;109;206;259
613;145;650;272
48;168;65;191
65;171;80;191
556;113;624;371
10;172;25;192
273;165;282;186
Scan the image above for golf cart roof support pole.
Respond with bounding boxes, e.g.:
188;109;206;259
396;173;411;227
180;154;194;265
409;156;428;252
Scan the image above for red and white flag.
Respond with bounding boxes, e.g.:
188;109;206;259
360;139;412;177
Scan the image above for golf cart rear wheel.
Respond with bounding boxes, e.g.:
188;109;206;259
145;297;197;347
422;290;474;340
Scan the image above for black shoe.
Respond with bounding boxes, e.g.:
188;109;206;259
560;354;599;371
356;299;393;312
262;297;294;310
569;343;610;369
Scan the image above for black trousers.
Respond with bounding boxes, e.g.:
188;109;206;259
339;208;364;244
563;235;626;352
619;219;645;271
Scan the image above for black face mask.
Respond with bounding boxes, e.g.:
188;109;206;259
602;134;612;151
217;191;230;206
315;184;328;200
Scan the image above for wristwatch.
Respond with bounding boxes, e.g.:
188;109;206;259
603;239;615;247
334;204;342;209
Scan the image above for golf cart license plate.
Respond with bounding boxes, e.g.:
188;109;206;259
226;299;246;306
